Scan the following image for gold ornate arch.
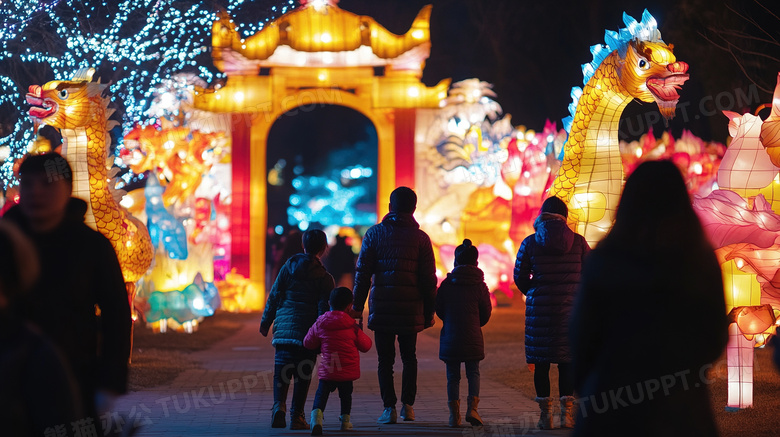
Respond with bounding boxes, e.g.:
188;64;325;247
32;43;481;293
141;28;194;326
193;1;449;293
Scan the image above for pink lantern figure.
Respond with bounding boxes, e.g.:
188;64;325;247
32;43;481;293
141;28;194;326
719;111;780;193
693;75;780;409
502;137;548;242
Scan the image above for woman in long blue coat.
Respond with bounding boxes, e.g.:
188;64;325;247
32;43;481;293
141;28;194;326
515;196;590;429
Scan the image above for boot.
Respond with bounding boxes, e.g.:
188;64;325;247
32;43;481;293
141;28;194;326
290;411;308;430
339;414;353;431
271;402;286;428
465;396;483;426
448;400;461;427
400;404;415;421
310;409;323;436
560;396;576;429
535;397;555;430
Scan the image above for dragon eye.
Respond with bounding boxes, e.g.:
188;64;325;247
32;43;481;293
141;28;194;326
58;89;69;99
638;59;649;70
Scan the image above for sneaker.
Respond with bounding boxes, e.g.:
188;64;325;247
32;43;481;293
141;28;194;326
290;412;308;430
310;409;324;435
400;404;415;421
377;407;397;424
271;405;286;428
339;414;353;431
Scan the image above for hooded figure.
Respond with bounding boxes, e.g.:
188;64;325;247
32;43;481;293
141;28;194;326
514;196;590;429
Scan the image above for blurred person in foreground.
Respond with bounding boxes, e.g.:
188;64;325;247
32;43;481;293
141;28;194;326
4;153;131;431
570;160;728;437
0;220;82;436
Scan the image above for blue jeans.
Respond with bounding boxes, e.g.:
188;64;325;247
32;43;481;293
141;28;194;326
374;331;417;407
273;345;317;417
445;360;480;402
312;380;353;415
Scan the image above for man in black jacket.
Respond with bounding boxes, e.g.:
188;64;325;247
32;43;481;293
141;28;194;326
4;153;131;434
352;186;437;424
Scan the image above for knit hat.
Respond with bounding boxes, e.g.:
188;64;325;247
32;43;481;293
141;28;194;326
454;239;479;266
541;196;568;218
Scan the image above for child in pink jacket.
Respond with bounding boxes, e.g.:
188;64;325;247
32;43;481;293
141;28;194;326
304;287;372;435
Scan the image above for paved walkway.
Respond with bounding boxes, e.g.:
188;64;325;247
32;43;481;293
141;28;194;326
114;315;573;436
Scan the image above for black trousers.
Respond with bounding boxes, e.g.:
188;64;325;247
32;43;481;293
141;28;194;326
374;331;417;407
312;380;353;415
534;362;574;398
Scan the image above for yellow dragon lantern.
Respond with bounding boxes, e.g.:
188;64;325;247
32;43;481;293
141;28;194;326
548;10;689;245
26;68;154;294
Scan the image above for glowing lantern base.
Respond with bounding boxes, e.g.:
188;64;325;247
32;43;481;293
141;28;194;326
725;323;755;411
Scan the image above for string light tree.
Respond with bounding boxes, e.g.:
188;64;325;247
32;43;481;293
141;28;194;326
1;0;301;325
0;0;299;192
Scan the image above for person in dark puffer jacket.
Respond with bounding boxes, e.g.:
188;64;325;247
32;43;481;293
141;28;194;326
353;186;437;424
260;229;335;430
436;239;492;428
514;196;589;430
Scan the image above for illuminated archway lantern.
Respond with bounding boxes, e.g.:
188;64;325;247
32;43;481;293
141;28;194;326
193;0;450;295
548;10;689;246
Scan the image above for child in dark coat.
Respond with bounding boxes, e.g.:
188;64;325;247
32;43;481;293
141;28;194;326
435;239;492;427
260;229;335;430
304;287;372;435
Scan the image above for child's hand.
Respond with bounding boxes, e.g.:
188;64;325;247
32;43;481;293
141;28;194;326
347;307;363;319
259;325;269;337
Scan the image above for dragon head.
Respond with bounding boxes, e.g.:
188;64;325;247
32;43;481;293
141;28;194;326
619;39;689;120
565;10;690;132
26;68;108;129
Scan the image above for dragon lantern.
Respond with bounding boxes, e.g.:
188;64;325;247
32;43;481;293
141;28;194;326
25;68;154;300
549;10;689;245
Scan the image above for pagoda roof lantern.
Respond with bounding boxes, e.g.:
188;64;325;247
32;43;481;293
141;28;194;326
212;2;433;74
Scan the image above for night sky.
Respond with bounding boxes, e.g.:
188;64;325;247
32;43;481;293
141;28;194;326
337;0;780;142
